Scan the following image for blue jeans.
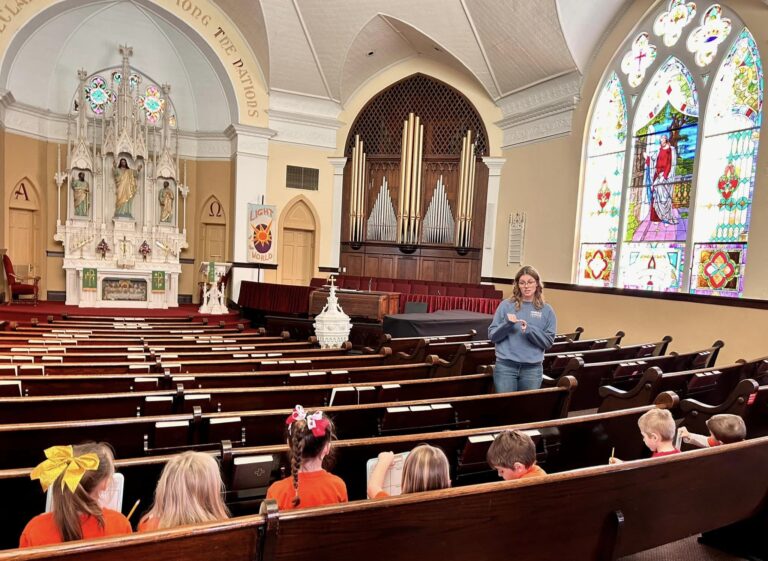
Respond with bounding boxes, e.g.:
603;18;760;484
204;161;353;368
493;359;543;393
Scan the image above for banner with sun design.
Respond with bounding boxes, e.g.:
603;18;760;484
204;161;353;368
247;204;277;264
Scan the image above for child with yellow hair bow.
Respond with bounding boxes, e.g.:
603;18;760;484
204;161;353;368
20;443;132;547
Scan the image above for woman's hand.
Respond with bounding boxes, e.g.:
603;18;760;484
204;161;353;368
507;313;518;323
519;319;527;333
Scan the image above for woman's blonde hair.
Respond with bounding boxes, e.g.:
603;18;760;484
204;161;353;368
141;451;229;529
51;442;115;542
401;444;451;494
509;265;545;311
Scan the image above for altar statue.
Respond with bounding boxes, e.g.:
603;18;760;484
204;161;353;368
158;180;174;223
71;171;90;217
114;158;141;218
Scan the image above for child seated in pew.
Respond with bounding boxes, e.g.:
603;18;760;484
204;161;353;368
138;451;230;532
609;408;680;464
679;414;747;448
486;430;547;480
20;443;132;547
367;444;451;498
266;405;348;510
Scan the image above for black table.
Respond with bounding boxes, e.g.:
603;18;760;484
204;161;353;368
383;310;493;338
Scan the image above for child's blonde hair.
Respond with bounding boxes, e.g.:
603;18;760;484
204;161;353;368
638;408;676;441
401;444;451;494
47;443;115;542
142;451;229;529
486;430;536;469
706;414;747;444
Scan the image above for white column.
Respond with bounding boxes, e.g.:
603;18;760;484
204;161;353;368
327;157;347;271
226;124;276;301
481;157;507;279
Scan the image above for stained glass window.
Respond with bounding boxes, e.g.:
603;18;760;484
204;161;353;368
578;2;762;299
84;76;116;115
578;73;626;286
137;85;166;124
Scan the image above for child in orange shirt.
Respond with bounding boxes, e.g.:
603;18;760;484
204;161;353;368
20;443;132;547
679;414;746;448
266;405;348;510
486;430;547;480
610;408;680;464
367;444;451;499
138;451;230;532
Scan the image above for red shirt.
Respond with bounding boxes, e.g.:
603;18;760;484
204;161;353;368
652;449;681;458
20;509;132;548
266;470;348;510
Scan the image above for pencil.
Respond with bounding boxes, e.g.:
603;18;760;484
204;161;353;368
127;499;140;520
610;447;615;460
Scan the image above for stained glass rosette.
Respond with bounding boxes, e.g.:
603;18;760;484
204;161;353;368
578;244;616;287
653;0;696;47
691;243;745;297
621;33;657;88
84;76;116;115
619;242;685;292
686;5;732;67
137;85;165;124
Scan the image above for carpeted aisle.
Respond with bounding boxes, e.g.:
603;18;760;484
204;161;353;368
620;536;747;561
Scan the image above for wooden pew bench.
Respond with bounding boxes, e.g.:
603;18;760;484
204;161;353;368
3;436;766;561
0;378;576;468
0;373;494;423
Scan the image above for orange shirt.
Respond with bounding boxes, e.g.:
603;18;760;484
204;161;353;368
520;465;547;479
20;508;132;548
266;470;348;510
137;516;159;533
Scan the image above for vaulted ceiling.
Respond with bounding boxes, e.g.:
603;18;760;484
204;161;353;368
1;0;632;133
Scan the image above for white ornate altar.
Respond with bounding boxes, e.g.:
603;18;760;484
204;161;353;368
54;46;188;308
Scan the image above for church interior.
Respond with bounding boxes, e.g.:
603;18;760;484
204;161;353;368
0;0;767;559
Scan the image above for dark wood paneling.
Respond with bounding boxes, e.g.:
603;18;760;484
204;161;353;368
343;253;364;276
398;257;419;280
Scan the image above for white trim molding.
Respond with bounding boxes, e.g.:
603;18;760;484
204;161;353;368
267;89;343;149
494;71;582;148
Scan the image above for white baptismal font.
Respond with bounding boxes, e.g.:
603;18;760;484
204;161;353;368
54;45;189;308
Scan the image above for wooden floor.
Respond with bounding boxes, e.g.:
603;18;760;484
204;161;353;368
621;536;747;561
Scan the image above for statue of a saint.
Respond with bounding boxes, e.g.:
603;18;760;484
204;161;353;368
113;157;141;218
158;180;174;223
71;171;90;217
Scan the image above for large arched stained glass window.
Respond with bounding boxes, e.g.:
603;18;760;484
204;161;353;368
577;2;762;298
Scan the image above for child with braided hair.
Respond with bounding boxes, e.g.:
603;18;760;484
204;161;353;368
266;405;348;510
20;443;132;547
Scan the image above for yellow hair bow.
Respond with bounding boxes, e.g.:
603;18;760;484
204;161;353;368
30;445;100;493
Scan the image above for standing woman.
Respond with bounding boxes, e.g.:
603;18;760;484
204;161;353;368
488;266;556;392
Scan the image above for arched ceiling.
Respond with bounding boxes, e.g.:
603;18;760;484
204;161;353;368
229;0;632;105
3;0;234;132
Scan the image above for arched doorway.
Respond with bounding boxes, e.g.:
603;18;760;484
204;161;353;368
197;196;228;302
279;197;319;286
7;178;41;281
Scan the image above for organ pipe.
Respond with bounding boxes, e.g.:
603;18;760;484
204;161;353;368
397;112;424;245
456;130;477;247
349;135;367;242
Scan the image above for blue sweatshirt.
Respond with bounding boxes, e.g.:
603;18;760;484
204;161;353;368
488;299;557;364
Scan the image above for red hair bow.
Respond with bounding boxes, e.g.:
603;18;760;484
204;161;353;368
285;405;329;437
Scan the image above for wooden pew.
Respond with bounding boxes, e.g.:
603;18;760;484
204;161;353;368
0;378;576;469
554;341;724;411
0;362;451;396
0;390;667;551
365;331;478;354
553;326;584;342
547;330;624;353
598;356;768;412
0;332;283;346
0;374;494;423
7;437;766;561
678;378;764;435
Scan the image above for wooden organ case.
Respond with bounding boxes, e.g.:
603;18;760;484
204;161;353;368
340;74;489;284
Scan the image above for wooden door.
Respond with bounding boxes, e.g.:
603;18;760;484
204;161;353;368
202;224;226;262
282;228;314;286
8;209;38;275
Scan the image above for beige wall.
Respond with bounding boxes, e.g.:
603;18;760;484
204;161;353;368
493;0;768;301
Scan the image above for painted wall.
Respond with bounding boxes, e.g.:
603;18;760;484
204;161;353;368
493;0;768;300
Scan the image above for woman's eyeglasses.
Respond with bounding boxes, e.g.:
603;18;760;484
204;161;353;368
518;281;537;287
